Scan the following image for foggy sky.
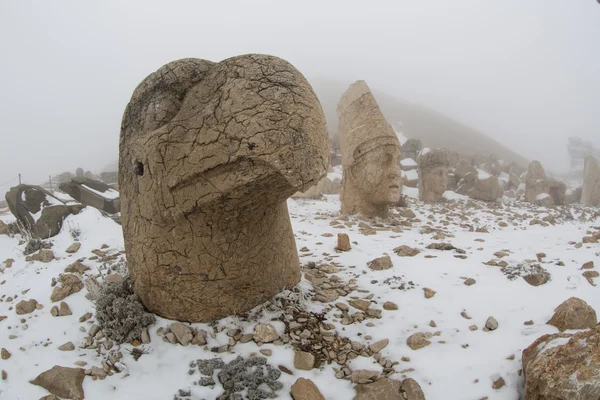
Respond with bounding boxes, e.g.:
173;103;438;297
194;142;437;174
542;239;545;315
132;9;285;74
1;0;599;194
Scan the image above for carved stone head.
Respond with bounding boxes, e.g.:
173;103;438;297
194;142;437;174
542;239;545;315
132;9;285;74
337;81;402;218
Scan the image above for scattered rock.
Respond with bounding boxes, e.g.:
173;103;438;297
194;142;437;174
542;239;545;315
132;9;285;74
259;349;272;357
401;378;426;400
169;322;193;346
294;351;315;371
369;339;389;353
368;255;393;271
351;369;379;384
582;261;594;269
15;299;38;315
348;299;371;312
547;297;597;331
426;242;455;251
191;330;207;346
383;301;398;310
485;317;499;331
65;242;81;254
583;271;599;286
253;324;279;343
423;288;436;299
59;302;72;316
353;378;401;400
290;378;325;400
58;342;75;351
1;348;10;360
492;377;505;389
30;365;85;400
25;249;55;263
64;262;90;274
523;271;551;286
393;245;420;257
407;333;432;350
50;274;83;302
336;233;352;251
464;278;476;286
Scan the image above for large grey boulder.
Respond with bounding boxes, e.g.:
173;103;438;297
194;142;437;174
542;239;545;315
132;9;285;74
5;185;84;239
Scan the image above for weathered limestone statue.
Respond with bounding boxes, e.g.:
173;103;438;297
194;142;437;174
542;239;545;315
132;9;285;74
119;55;328;322
5;184;84;238
59;177;120;214
525;160;566;206
417;148;450;203
337;81;402;218
581;156;600;206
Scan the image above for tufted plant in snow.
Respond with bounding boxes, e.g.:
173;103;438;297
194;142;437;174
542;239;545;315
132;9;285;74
93;277;155;344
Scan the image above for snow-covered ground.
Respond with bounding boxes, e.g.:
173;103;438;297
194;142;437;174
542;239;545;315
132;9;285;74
0;192;599;399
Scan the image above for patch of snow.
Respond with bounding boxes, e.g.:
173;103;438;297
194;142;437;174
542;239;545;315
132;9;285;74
443;191;469;201
536;193;550;200
404;169;419;181
401;158;417;167
477;170;491;180
82;185;120;200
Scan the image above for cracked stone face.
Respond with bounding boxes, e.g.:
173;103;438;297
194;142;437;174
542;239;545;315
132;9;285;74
119;54;328;322
337;80;402;218
417;149;450;203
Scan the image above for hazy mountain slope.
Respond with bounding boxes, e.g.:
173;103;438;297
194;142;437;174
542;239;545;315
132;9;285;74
311;78;529;167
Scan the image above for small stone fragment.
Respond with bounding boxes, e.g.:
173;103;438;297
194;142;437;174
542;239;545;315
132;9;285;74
367;255;393;271
485;317;499;331
65;242;81;254
383;301;398;310
294;351;315;370
15;299;38;315
290;377;325;400
369;339;389;353
407;333;431;350
253;324;279;343
423;288;436;299
492;377;505;389
58;342;75;351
